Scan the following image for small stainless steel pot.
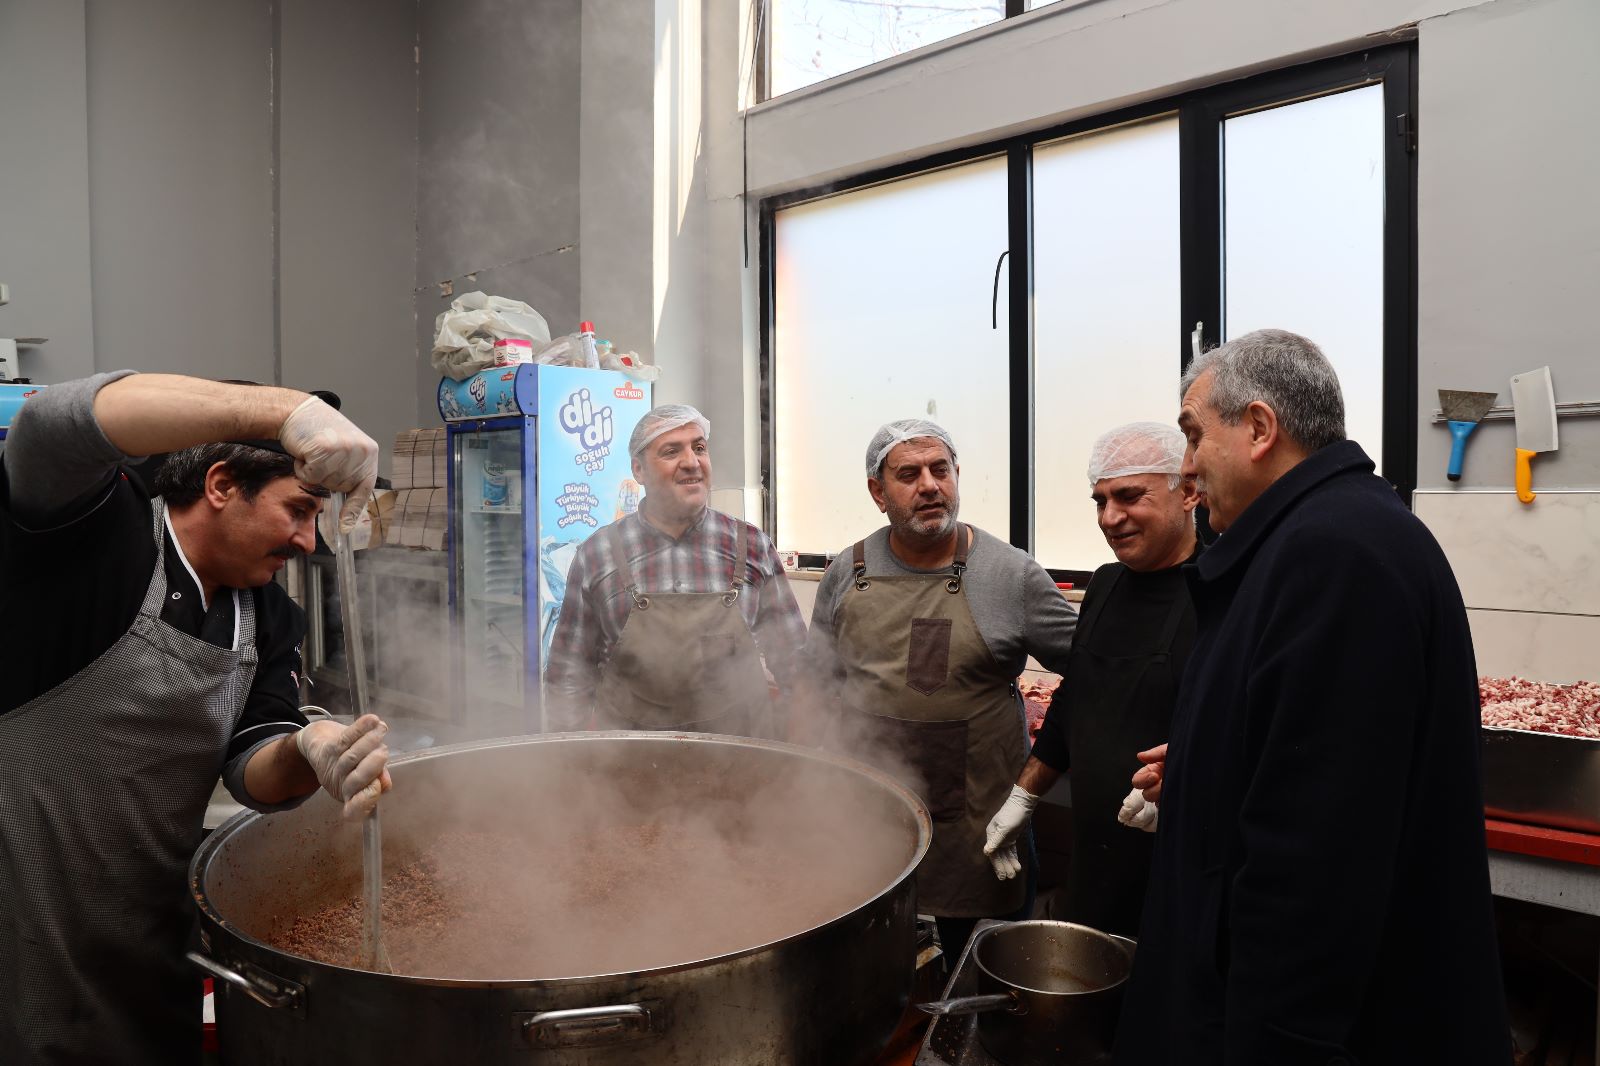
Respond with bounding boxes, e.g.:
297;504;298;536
918;921;1134;1065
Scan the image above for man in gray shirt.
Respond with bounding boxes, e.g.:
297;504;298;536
805;419;1076;956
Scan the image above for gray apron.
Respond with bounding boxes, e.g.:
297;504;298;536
0;498;258;1066
593;520;773;737
833;526;1027;918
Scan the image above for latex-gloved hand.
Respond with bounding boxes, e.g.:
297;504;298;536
278;396;379;533
982;784;1040;881
295;714;393;819
1117;787;1158;833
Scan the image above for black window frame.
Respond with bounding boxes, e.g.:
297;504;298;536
759;45;1418;583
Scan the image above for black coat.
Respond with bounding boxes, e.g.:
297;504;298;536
1115;441;1509;1066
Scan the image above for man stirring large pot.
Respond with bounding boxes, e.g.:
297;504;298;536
0;371;393;1065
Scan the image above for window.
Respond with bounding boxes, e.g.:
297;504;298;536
772;156;1011;553
767;1;1007;98
1033;117;1182;570
1223;85;1387;467
762;48;1416;577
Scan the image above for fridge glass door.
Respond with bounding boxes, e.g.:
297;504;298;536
456;425;526;712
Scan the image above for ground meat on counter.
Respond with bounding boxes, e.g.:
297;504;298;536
1019;674;1060;743
1480;675;1600;739
268;822;882;980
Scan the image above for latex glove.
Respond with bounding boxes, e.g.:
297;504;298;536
295;714;392;819
278;396;380;533
982;784;1040;881
1117;787;1159;833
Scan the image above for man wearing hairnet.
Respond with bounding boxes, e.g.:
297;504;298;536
981;422;1199;938
546;404;807;736
805;419;1077;956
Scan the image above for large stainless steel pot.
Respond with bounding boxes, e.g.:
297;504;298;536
189;732;931;1065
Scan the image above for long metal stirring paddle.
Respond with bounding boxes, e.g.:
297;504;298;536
333;494;391;972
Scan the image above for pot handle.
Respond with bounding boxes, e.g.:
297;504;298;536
187;951;304;1013
916;992;1024;1017
520;1004;659;1049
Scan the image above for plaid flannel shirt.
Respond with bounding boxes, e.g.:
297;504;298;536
545;507;806;729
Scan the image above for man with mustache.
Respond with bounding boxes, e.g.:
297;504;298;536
0;371;394;1065
805;419;1077;957
981;422;1199;939
1114;330;1509;1064
547;404;806;737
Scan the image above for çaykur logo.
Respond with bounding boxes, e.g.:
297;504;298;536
560;388;614;473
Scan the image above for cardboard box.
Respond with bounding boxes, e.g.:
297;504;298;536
391;427;448;491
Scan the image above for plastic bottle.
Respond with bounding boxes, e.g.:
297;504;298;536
577;321;601;369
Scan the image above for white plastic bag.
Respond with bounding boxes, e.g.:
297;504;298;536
431;292;552;381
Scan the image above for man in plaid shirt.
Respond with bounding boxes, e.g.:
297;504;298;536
546;404;806;737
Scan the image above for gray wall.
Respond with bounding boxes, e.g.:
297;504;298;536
1415;0;1600;489
280;0;420;458
0;0;419;468
413;0;582;421
85;0;276;382
0;1;96;383
579;0;656;367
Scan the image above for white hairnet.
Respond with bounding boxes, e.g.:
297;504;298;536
1087;422;1186;487
629;403;710;458
866;419;958;479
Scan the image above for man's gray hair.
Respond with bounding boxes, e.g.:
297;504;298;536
1179;329;1346;452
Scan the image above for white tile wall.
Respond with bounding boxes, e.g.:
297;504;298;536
1464;609;1600;685
1414;489;1600;683
1413;490;1600;616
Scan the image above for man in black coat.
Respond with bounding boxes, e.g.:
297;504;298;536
1115;329;1510;1065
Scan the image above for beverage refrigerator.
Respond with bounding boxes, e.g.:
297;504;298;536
437;363;652;733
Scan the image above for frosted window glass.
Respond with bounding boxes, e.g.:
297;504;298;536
1033;118;1183;572
771;0;1004;97
1224;85;1386;466
774;156;1011;555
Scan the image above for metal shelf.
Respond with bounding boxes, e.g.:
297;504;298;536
1430;400;1600;424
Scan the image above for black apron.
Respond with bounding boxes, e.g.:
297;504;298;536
1058;563;1189;937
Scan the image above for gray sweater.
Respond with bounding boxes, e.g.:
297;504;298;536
807;524;1077;694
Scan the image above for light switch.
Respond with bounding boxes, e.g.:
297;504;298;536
0;283;10;305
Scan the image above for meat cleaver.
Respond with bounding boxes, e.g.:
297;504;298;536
1510;366;1558;504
